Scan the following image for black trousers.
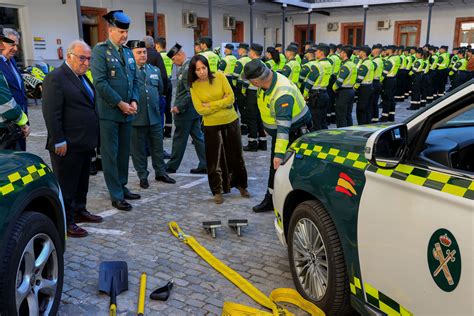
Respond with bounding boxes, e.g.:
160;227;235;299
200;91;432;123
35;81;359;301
421;73;431;106
309;90;329;131
235;84;247;125
203;119;247;195
395;70;406;100
326;75;337;124
410;74;423;109
335;88;354;128
451;71;471;90
356;84;373;125
370;80;382;122
164;80;173;132
381;77;396;120
245;90;265;141
50;150;91;225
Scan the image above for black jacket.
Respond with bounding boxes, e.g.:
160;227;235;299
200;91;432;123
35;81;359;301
42;63;99;152
146;48;169;91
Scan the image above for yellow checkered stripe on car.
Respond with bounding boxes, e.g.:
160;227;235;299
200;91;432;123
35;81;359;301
0;163;50;196
350;276;363;299
292;142;474;200
365;283;412;316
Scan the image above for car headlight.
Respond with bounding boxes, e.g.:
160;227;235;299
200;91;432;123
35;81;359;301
281;149;295;166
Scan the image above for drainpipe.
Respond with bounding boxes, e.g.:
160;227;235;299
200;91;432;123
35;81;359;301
362;4;368;45
282;3;287;51
208;0;213;38
426;0;434;44
307;10;312;42
153;0;158;38
249;0;255;44
76;0;83;39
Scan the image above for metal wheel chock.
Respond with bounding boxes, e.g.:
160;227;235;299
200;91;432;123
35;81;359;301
228;219;248;237
203;221;222;238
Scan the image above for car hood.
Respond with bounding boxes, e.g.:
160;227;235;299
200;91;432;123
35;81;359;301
0;151;49;178
293;124;393;154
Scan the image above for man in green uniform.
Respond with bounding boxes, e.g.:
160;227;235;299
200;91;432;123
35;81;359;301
218;43;237;84
436;45;450;98
155;37;173;138
354;45;374;125
127;40;175;189
370;44;384;122
289;42;302;64
380;45;400;122
232;43;251;135
91;10;140;211
280;45;301;86
275;43;286;70
165;43;207;174
243;59;311;213
333;45;357;127
298;47;315;93
199;37;219;73
327;43;342;125
450;49;469;89
408;48;426;111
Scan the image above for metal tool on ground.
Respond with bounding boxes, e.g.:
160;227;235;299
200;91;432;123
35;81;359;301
169;222;324;315
202;220;221;238
228;219;248;236
149;280;174;301
98;261;129;316
137;273;147;316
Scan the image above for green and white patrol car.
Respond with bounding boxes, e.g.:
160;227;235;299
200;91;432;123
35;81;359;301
274;80;473;315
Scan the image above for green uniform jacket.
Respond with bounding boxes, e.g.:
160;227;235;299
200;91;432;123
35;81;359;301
91;39;139;122
174;59;200;121
0;71;28;129
133;64;164;127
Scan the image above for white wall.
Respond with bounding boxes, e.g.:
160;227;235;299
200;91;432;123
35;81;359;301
263;3;472;48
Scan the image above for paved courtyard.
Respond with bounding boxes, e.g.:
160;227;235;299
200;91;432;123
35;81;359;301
24;98;416;315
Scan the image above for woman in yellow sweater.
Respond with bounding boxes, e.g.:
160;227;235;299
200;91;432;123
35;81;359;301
189;55;249;204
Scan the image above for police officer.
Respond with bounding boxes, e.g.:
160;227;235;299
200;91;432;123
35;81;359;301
91;10;140;211
395;45;407;102
165;43;207;174
436;45;450;97
242;43;266;152
127;40;176;189
218;43;237;84
408;48;425;111
299;47;315;93
332;45;356;127
155;37;173;138
380;45;400;122
243;59;311;213
303;43;332;131
450;49;469;89
232;43;251;134
199;37;219;73
280;45;301;86
355;45;374;125
274;43;286;70
194;40;202;55
327;43;342;124
427;45;438;103
370;44;383;122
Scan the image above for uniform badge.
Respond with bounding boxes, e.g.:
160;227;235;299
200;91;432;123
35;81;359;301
111;70;116;77
427;228;461;292
150;74;159;80
128;58;134;64
106;50;112;56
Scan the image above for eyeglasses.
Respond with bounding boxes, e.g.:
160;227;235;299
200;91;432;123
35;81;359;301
70;53;91;63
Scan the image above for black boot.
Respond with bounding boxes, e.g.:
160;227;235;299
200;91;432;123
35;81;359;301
243;141;258;152
258;140;267;151
253;192;273;213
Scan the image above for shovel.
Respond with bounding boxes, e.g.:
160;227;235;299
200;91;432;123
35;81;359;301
98;261;129;316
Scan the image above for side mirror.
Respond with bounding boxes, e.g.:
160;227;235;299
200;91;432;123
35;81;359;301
364;124;408;169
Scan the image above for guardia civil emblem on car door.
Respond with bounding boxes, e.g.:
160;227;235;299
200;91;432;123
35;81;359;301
427;229;461;292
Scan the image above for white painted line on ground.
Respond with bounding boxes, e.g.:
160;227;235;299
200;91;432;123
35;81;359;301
180;177;208;189
258;155;267;159
96;209;119;218
30;131;48;137
248;177;257;180
81;227;126;235
173;173;208;178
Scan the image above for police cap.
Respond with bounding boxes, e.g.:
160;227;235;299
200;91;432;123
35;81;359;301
103;10;130;30
386;45;396;51
415;48;424;55
372;43;382;50
167;43;182;58
341;45;353;58
225;43;234;50
266;46;275;53
200;36;212;48
305;48;315;54
360;45;371;55
275;43;282;48
286;45;298;53
290;41;299;47
126;40;146;49
250;43;263;54
329;43;337;51
238;43;249;50
315;43;330;56
440;45;448;50
242;59;269;80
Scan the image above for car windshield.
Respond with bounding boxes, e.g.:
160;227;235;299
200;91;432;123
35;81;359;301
438;106;474;128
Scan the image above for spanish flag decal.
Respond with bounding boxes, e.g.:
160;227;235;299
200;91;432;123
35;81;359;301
336;172;357;197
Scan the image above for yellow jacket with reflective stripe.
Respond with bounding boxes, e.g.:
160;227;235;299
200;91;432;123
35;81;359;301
373;56;384;80
160;51;173;78
199;50;220;73
223;54;237;75
278;53;286;70
313;59;332;89
286;59;301;84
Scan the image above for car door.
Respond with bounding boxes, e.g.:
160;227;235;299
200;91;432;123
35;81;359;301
356;96;473;315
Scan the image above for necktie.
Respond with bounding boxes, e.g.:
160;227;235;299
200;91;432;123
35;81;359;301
80;75;94;103
118;47;125;63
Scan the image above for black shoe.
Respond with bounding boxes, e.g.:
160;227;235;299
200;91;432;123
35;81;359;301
165;167;176;174
190;167;207;174
163;150;171;159
89;161;98;176
379;116;389;122
258;140;267;151
164;126;172;138
252;192;273;213
388;114;395;122
124;191;141;200
243;141;258;152
140;178;149;189
112;199;132;211
155;174;176;184
97;159;103;171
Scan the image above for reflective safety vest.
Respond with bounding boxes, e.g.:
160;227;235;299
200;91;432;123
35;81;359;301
412;58;425;74
278;53;286;70
286;59;301;85
437;52;450;70
257;72;309;155
399;54;407;70
312;59;332;89
266;59;279;71
339;60;357;88
430;54;439;71
424;57;431;74
160;51;173;78
223;54;237;75
328;54;342;75
200;50;220;73
295;54;302;64
372;57;384;80
453;58;467;71
237;56;252;81
387;55;400;77
450;55;459;69
359;58;375;84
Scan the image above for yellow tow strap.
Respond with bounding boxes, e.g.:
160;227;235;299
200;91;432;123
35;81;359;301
169;222;324;316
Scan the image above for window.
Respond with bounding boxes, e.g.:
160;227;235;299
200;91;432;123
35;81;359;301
341;23;363;46
0;6;23;66
394;20;421;47
454;17;474;48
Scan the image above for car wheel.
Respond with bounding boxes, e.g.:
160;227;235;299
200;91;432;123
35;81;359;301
288;200;352;315
0;212;64;316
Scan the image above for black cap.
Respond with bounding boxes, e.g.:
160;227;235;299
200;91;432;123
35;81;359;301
354;46;361;51
305;48;315;54
398;45;405;50
266;46;275;53
103;10;130;30
315;43;330;56
329;43;337;51
242;59;269;80
336;44;343;49
167;43;182;58
126;40;146;49
386;45;396;51
440;45;448;50
194;40;200;46
238;43;249;50
416;48;424;54
360;45;371;55
290;41;299;47
341;45;353;57
250;43;263;54
275;43;282;48
372;43;382;49
224;43;234;50
200;36;212;48
286;45;298;53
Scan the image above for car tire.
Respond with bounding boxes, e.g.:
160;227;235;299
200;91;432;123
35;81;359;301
288;200;352;315
0;212;64;316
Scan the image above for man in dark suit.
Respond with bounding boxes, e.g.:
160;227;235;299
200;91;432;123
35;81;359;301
42;40;103;238
0;28;28;150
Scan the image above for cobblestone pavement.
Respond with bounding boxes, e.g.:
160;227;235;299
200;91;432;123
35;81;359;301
24;99;417;315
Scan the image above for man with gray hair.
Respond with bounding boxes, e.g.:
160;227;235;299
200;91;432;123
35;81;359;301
42;39;103;237
0;27;29;150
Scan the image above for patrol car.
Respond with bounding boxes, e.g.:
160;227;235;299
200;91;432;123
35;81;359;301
273;80;473;315
0;151;66;315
